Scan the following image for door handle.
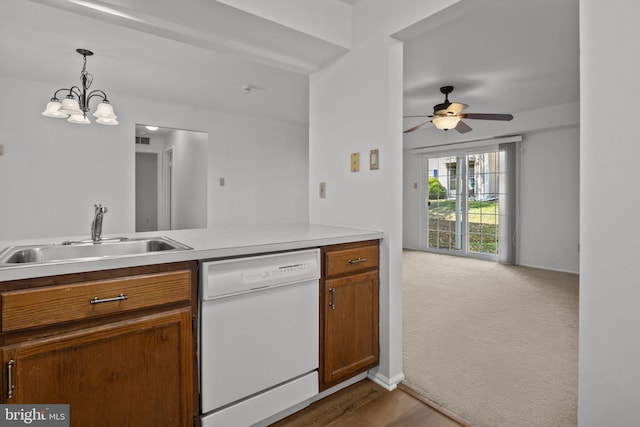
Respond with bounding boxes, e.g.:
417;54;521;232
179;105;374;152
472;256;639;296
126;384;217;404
90;293;128;304
329;288;336;310
6;360;15;399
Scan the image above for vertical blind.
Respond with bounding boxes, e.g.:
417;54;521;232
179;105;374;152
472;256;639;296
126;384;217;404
498;140;520;264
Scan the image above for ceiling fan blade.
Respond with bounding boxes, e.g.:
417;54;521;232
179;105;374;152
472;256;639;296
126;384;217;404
459;113;513;121
403;120;432;133
455;120;472;133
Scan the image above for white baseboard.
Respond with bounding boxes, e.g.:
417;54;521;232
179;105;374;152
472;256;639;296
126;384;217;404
368;371;405;391
517;262;578;275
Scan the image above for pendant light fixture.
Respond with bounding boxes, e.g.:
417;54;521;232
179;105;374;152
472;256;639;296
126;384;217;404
42;49;118;125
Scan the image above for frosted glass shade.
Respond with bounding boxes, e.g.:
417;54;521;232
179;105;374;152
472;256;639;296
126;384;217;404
96;117;119;126
432;116;460;130
93;102;117;119
42;101;68;118
58;97;83;116
67;114;91;124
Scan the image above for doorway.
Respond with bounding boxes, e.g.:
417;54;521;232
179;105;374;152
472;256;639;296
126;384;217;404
134;125;208;232
135;152;159;232
424;150;501;259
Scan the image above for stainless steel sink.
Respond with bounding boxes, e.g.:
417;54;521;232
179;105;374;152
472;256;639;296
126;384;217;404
0;236;192;265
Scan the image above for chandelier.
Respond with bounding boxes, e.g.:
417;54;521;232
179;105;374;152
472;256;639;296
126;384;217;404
42;49;118;125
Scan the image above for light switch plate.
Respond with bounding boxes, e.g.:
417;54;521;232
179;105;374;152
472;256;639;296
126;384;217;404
351;153;360;172
319;182;327;198
370;149;379;170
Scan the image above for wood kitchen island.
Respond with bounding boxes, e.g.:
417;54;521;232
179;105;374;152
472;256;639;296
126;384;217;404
0;224;382;427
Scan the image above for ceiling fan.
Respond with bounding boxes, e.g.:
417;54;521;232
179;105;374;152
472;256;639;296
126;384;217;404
404;86;513;134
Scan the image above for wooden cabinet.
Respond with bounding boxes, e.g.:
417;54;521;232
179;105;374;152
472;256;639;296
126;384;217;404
0;262;198;427
320;240;379;391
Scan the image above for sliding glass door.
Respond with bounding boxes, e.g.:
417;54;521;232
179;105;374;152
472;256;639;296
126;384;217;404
425;150;501;258
427;155;465;252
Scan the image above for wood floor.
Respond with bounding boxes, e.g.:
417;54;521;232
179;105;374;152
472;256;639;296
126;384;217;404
270;380;468;427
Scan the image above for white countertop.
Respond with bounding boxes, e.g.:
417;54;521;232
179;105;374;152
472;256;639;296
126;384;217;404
0;224;382;281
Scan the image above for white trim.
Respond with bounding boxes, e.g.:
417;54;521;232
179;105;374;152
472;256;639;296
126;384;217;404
313;373;367;401
518;262;579;275
368;370;405;391
411;135;522;156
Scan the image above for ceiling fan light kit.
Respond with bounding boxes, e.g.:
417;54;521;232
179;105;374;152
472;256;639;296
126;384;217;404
432;115;460;130
404;85;513;134
42;49;118;126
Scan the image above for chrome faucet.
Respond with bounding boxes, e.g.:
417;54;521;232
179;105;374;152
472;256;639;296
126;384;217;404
91;203;108;243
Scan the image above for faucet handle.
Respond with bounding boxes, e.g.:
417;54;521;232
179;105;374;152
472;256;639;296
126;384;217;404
94;203;108;214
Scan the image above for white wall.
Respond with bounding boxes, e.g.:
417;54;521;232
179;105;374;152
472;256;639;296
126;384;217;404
216;0;352;48
519;127;579;273
0;75;309;241
167;129;208;230
310;32;405;389
579;1;640;425
402;126;580;273
403;150;423;250
309;0;459;391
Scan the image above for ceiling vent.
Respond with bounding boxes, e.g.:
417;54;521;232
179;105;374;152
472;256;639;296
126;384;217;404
135;136;150;145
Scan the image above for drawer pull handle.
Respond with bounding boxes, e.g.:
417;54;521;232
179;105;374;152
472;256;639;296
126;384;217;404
7;360;15;399
90;293;128;305
348;258;367;264
329;288;336;310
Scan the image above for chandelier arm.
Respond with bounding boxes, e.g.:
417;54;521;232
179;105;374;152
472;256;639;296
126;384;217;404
87;90;109;103
68;86;83;99
52;88;71;100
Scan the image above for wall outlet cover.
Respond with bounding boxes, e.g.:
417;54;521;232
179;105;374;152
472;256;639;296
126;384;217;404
351;153;360;172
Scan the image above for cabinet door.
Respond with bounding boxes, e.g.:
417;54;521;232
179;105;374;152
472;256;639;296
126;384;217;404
1;308;194;427
323;270;379;385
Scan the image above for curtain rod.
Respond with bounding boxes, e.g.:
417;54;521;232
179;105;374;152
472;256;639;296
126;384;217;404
409;135;522;155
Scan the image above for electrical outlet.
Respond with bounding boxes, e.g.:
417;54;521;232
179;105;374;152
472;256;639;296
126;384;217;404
319;182;326;198
351;153;360;172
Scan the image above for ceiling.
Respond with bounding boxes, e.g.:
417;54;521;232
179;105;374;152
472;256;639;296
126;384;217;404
0;0;578;129
401;0;579;136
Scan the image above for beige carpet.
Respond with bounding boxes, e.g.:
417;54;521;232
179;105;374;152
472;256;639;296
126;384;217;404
402;250;578;427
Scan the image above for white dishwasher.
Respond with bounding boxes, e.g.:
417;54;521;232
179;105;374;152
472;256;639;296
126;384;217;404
199;249;320;427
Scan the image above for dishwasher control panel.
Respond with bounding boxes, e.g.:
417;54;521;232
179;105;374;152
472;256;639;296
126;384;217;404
200;249;320;300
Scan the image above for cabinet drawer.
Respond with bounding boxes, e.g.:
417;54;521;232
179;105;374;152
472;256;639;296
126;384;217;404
325;244;379;277
1;270;192;332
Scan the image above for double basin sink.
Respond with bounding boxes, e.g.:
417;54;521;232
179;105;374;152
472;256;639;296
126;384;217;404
0;236;192;266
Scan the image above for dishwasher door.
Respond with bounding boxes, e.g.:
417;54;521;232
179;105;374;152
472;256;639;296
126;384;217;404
199;249;320;420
